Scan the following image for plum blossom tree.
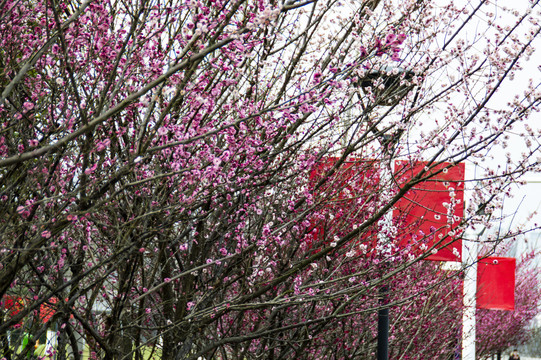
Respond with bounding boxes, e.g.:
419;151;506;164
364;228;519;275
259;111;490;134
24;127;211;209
1;0;540;359
293;258;465;360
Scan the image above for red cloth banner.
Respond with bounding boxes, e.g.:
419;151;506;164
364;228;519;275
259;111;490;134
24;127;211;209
394;161;465;261
39;297;58;323
2;296;59;325
476;256;516;310
307;157;380;253
2;295;25;328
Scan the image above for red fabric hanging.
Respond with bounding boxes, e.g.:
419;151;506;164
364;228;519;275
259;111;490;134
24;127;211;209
394;161;465;261
2;295;24;316
2;295;25;328
307;157;380;253
39;297;58;323
2;296;60;325
476;256;516;310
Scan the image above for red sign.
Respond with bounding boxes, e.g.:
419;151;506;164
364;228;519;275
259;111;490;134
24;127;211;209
477;256;516;310
394;161;465;261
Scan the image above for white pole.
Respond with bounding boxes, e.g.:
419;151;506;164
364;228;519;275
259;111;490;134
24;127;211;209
45;329;58;357
462;163;479;360
462;237;478;360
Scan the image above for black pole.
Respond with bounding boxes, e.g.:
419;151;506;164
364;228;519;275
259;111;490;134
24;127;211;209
377;286;389;360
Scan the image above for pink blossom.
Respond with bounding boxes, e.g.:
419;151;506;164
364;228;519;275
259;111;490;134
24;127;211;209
96;139;111;152
23;101;34;111
396;33;407;44
360;46;368;58
17;206;30;219
84;163;98;175
385;33;396;44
